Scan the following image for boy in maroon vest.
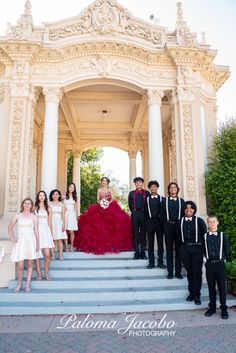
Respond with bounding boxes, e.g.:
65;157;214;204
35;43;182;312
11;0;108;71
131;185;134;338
128;177;150;259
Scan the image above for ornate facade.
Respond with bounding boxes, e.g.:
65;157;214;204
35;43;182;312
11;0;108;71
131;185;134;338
0;0;229;236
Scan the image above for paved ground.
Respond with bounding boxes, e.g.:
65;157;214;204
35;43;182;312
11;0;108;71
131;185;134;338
0;308;236;353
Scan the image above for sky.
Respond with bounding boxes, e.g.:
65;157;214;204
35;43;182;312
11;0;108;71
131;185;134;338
0;0;235;185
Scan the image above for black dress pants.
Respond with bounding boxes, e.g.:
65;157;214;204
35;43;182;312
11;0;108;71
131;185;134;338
164;222;182;275
131;210;146;255
147;220;164;266
205;260;227;311
181;244;203;298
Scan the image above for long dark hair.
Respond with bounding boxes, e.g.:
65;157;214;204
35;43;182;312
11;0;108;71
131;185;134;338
101;177;110;184
167;182;180;195
20;198;34;213
35;190;49;213
49;189;62;202
66;183;77;201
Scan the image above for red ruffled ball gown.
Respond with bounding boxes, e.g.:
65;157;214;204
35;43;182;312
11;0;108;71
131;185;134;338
76;191;133;255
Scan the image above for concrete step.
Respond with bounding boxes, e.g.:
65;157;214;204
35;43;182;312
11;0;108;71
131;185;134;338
44;259;150;268
8;277;189;289
0;286;209;302
3;252;236;316
61;251;135;259
22;268;169;278
1;297;236;315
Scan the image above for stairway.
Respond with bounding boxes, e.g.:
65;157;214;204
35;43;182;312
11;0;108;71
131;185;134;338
1;251;235;315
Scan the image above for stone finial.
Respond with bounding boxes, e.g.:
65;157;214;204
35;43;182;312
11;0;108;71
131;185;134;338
176;1;184;24
24;0;32;17
6;0;33;39
200;30;206;45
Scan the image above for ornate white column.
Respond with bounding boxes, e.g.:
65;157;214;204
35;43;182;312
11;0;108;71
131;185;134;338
41;87;62;195
129;151;137;190
73;149;81;215
147;90;164;195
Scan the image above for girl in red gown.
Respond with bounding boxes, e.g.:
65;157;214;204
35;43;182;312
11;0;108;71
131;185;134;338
77;177;133;255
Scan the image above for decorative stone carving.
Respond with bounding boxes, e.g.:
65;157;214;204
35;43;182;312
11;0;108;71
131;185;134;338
147;90;164;105
6;0;33;39
27;87;39;196
92;3;119;34
177;86;194;101
48;0;163;45
43;87;63;104
169;95;177;182
91;55;118;77
176;1;196;47
182;104;196;200
8;101;24;211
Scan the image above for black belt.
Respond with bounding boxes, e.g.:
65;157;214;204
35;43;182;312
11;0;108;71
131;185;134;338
207;259;224;264
184;242;202;246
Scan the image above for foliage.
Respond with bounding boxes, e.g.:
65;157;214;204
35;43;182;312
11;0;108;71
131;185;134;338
225;260;236;278
81;147;103;163
67;151;73;186
205;119;236;259
107;173;129;211
80;148;103;212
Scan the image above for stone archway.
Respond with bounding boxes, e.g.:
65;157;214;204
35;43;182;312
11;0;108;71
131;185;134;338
0;0;229;224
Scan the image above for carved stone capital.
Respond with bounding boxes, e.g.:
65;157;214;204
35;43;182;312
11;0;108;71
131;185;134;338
43;87;63;104
73;147;82;159
147;89;164;106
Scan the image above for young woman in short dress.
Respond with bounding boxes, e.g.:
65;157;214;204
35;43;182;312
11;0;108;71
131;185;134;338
8;198;40;293
34;191;55;280
64;183;78;252
49;189;67;260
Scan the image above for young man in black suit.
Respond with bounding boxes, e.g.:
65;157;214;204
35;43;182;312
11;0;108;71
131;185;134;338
164;182;185;279
203;215;230;319
180;201;207;305
145;180;166;269
128;177;150;259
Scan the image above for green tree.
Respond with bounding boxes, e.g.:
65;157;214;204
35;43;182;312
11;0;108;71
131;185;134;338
80;147;103;212
67;151;73;186
205;119;236;259
66;147;103;212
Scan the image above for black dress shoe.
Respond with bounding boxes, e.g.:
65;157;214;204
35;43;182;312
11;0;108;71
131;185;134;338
167;274;173;279
140;253;147;260
221;310;229;319
194;298;201;305
205;308;216;317
133;254;139;260
157;264;167;269
147;264;154;269
186;295;193;302
175;273;183;279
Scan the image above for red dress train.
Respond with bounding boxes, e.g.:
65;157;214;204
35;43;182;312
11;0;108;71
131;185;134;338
75;191;133;255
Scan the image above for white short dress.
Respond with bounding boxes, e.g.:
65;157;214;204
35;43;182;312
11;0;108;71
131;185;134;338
50;202;67;240
35;208;55;249
11;215;39;262
64;197;78;231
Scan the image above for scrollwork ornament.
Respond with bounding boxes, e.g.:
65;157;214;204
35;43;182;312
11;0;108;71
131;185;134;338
182;104;196;199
